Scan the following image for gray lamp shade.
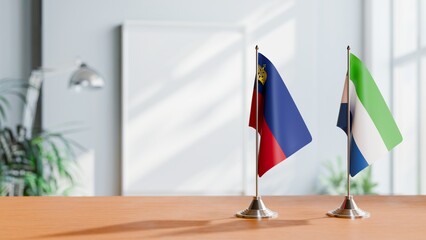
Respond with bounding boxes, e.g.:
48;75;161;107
69;63;104;90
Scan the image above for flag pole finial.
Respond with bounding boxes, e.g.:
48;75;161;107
255;45;259;50
347;45;351;51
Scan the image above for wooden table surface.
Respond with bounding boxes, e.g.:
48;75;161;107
1;196;425;239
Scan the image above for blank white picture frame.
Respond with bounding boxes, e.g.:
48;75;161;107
121;21;248;195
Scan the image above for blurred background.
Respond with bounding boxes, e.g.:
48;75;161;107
0;0;424;196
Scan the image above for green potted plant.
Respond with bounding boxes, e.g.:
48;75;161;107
318;156;378;195
0;79;80;196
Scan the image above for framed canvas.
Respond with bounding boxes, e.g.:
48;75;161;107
121;21;248;195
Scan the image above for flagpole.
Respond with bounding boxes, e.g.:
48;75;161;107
346;45;351;198
236;45;277;219
255;45;259;198
326;46;369;219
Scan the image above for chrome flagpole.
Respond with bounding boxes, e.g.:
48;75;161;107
236;45;277;219
256;44;259;199
327;46;369;219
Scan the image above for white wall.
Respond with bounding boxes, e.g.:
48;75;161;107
365;0;426;195
43;0;363;195
0;0;32;127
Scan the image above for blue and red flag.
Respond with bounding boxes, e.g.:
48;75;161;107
249;53;312;177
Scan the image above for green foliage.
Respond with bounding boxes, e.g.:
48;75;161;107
318;156;378;195
0;126;81;196
0;78;80;196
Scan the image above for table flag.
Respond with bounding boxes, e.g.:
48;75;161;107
249;53;312;177
337;53;403;176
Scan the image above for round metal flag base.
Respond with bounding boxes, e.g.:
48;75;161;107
327;195;370;219
236;196;278;219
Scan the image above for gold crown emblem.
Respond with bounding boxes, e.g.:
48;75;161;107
258;64;267;85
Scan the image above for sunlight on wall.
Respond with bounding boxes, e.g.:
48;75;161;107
172;30;244;79
73;149;95;196
121;0;363;196
422;1;426;48
393;0;417;58
123;0;300;196
242;0;294;32
367;0;426;195
124;24;245;195
393;62;418;194
245;19;296;196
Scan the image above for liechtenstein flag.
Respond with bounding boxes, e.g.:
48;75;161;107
249;53;312;177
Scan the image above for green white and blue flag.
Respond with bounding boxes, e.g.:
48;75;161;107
337;53;403;176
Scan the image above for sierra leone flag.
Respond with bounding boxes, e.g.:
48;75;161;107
337;53;403;177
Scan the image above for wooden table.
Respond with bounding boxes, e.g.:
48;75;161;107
1;196;425;239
